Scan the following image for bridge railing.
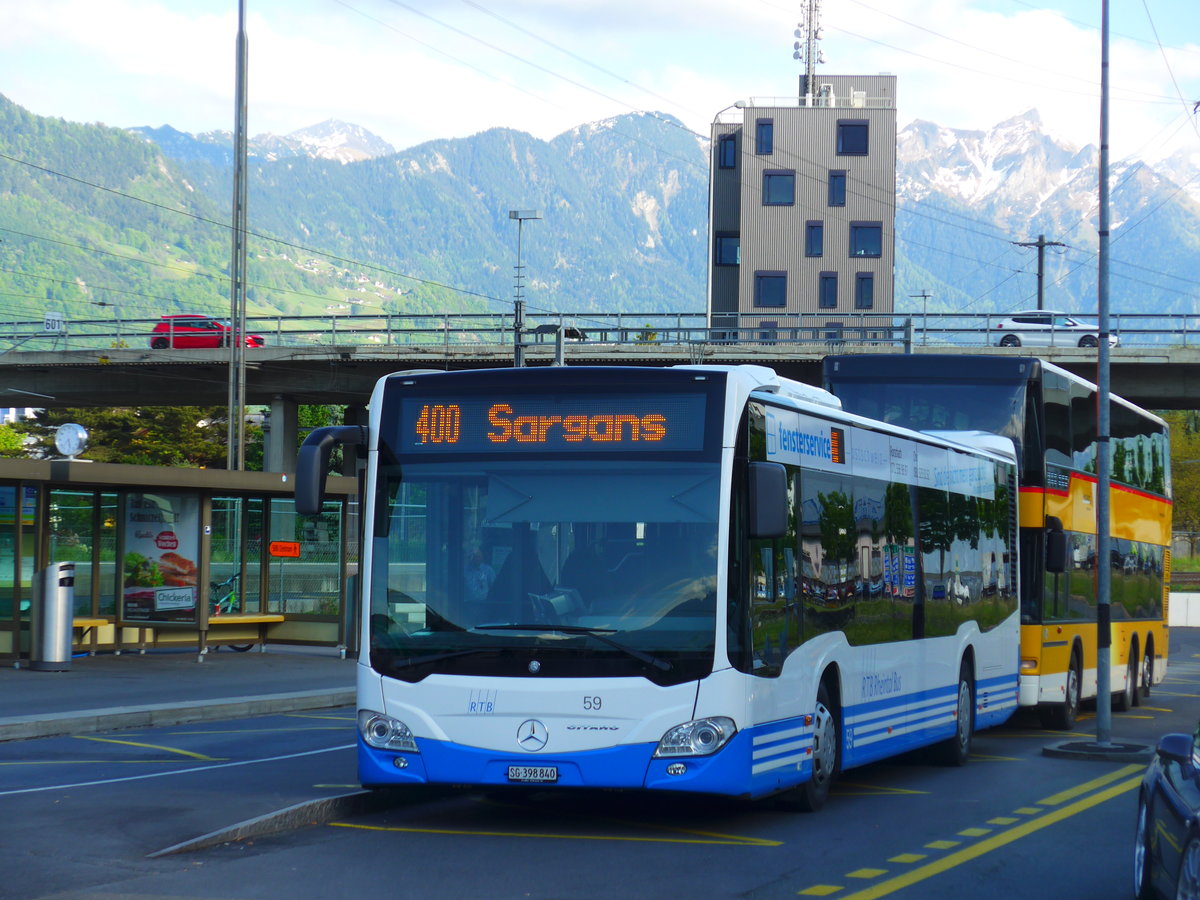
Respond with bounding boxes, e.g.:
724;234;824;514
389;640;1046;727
1;312;1196;353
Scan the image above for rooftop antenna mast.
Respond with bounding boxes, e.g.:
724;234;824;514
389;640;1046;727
793;0;825;105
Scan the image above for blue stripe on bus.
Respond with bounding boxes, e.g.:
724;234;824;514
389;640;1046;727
358;732;765;798
358;671;1017;797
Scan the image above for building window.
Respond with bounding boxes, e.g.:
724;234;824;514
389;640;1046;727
763;170;795;206
756;119;774;155
755;271;787;307
855;272;874;309
828;170;846;206
819;272;838;309
714;234;740;266
805;222;824;257
717;134;737;169
837;120;869;155
850;222;883;257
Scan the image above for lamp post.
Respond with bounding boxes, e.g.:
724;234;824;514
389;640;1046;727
508;209;541;367
226;0;249;470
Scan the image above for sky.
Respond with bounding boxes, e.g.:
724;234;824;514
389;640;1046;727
1;0;1198;164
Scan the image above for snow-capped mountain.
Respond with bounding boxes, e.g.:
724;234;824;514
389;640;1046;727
894;109;1200;315
129;119;394;165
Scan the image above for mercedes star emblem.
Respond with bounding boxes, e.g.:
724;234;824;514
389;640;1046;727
516;719;548;751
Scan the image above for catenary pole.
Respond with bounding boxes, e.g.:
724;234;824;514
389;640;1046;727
1095;0;1113;745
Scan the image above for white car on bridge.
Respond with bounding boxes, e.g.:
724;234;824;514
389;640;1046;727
993;310;1119;348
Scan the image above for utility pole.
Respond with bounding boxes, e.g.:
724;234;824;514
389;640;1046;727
910;290;931;345
1014;234;1065;311
226;0;249;470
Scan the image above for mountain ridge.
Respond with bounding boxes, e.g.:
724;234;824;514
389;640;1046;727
1;92;1196;325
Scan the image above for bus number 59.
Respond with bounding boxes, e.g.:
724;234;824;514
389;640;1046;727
583;696;602;710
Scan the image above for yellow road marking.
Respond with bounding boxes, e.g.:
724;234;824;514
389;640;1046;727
329;820;781;846
987;817;1018;826
74;735;222;761
835;781;928;796
957;827;991;837
966;753;1020;761
833;774;1142;899
798;886;842;896
925;840;959;850
848;868;887;879
888;854;926;864
1013;807;1042;815
1037;764;1141;806
1139;706;1173;713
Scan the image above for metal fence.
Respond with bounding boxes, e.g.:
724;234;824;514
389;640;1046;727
4;311;1199;354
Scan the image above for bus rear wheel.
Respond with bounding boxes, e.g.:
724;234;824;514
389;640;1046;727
790;683;839;812
1138;645;1153;703
1114;649;1137;712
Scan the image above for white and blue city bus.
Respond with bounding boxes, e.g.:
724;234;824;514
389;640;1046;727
296;364;1019;811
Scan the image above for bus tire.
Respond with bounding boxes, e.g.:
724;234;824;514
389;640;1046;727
792;682;839;812
1040;651;1080;730
1114;648;1136;712
1138;643;1153;703
936;661;974;766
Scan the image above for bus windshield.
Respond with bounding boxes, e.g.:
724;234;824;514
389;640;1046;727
369;457;720;685
829;379;1026;440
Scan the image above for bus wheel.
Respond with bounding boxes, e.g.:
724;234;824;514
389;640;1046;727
792;683;839;812
1114;650;1136;712
1040;653;1080;730
1138;645;1153;704
937;662;974;766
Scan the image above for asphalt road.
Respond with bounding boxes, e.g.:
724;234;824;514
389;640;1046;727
3;632;1199;900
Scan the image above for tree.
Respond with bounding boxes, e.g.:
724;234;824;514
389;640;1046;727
11;406;231;467
1164;411;1200;540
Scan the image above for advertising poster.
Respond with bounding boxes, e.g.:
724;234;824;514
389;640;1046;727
121;492;201;623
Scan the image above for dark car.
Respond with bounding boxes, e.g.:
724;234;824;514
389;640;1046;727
1134;729;1200;897
150;315;264;349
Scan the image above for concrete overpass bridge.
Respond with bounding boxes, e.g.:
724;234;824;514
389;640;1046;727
2;311;1197;470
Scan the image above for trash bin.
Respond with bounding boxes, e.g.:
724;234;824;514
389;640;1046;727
31;562;75;672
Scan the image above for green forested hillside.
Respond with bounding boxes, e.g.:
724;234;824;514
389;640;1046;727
0;94;711;327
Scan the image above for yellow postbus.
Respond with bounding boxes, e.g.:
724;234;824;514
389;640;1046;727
824;354;1170;729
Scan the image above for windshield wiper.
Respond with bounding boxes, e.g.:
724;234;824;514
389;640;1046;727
382;647;495;669
473;623;672;672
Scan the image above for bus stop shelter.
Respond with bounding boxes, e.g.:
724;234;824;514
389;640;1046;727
0;458;358;665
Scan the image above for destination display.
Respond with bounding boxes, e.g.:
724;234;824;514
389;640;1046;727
400;392;707;454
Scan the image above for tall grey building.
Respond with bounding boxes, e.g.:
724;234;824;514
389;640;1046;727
707;75;897;338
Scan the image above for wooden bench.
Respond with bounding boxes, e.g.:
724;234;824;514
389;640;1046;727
199;613;285;660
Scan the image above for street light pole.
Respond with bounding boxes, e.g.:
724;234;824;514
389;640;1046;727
226;0;249;470
508;209;541;367
910;290;931;345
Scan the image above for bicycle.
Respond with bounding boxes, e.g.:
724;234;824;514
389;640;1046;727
210;572;253;652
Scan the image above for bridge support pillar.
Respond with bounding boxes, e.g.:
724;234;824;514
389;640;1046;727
341;405;368;476
266;394;298;473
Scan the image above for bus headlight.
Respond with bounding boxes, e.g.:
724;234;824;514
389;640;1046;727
358;709;419;752
654;717;736;757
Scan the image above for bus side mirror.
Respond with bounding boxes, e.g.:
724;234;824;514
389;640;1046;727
749;462;788;539
1045;515;1067;574
295;426;366;516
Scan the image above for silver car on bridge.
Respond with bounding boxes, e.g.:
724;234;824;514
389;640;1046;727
993;310;1119;348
